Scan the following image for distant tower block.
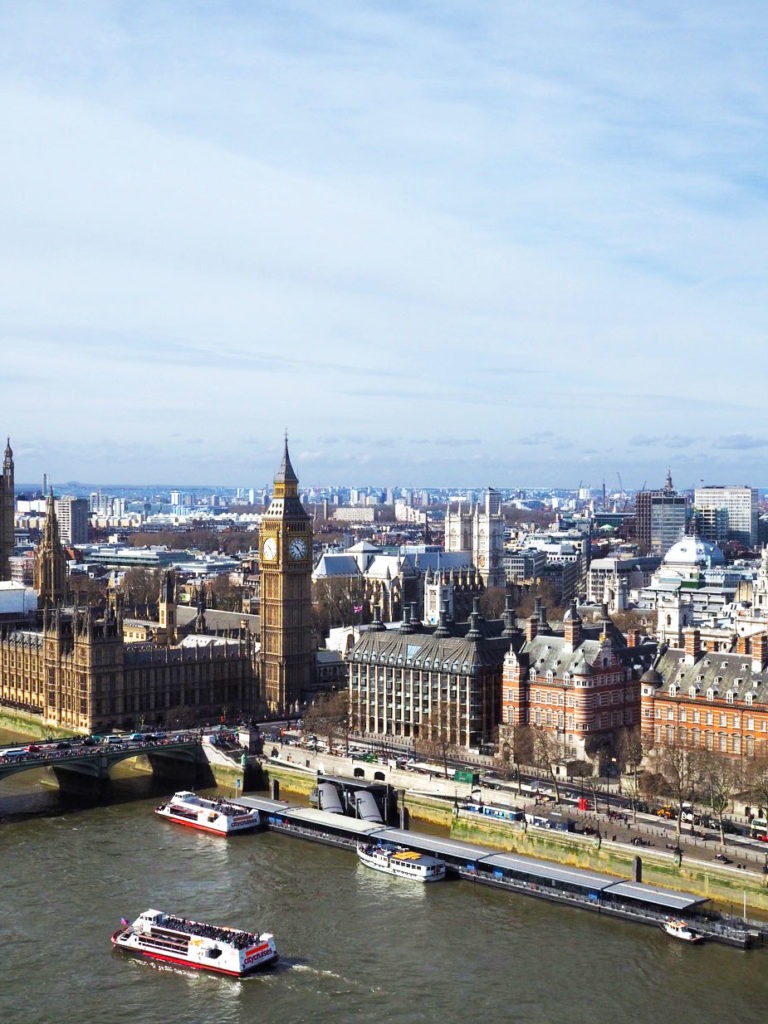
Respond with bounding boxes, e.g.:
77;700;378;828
0;438;14;580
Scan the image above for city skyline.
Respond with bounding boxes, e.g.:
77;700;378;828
2;3;767;488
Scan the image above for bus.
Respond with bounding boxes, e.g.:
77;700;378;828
749;817;768;840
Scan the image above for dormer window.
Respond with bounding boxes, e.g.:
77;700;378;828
669;685;677;697
529;668;537;682
689;686;698;699
746;692;754;706
726;690;734;704
546;671;554;684
707;688;714;701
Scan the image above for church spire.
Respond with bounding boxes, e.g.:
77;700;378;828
35;488;68;606
277;432;298;485
272;433;299;499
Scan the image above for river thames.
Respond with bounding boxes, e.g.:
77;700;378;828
1;737;767;1024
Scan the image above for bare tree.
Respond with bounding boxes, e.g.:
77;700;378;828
497;723;534;794
615;726;645;823
479;587;507;619
302;691;351;754
699;751;742;847
415;701;457;779
531;730;566;805
744;754;768;822
117;567;163;615
652;743;704;840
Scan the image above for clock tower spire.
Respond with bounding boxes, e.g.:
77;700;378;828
259;437;314;712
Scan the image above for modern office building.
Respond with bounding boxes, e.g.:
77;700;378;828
694;486;758;547
0;439;13;581
346;598;520;750
634;472;687;556
55;496;90;546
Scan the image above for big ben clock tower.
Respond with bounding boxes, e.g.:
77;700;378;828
259;437;314;712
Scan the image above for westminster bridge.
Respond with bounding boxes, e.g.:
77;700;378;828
0;734;213;792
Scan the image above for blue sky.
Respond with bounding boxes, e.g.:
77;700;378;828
1;2;767;490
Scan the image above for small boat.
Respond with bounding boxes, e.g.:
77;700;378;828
662;918;703;943
112;909;278;976
155;791;260;836
357;842;446;882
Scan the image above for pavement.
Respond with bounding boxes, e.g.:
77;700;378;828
265;741;768;877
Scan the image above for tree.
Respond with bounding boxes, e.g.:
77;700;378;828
497;723;534;794
479;587;507;619
531;730;566;805
207;574;242;612
615;726;645;823
302;691;351;754
312;576;367;641
699;751;742;847
117;567;163;615
515;581;566;621
652;743;704;839
744;754;768;822
414;702;456;779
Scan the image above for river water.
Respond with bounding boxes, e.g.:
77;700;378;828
1;729;767;1024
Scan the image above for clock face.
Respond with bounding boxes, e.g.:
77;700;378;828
262;537;277;561
289;538;307;560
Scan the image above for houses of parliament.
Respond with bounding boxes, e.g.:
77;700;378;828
0;438;315;734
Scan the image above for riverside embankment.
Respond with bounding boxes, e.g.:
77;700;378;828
263;744;768;915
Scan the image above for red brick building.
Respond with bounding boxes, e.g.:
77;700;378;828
641;628;768;757
502;602;655;761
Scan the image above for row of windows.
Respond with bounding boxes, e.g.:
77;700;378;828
654;705;767;731
668;684;759;704
654;725;762;755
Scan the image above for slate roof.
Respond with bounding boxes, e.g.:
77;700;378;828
653;647;768;702
312;553;363;579
347;618;515;672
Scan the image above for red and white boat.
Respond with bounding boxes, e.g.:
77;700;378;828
112;909;278;976
155;791;260;835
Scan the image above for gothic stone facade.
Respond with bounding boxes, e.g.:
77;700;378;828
0;605;258;733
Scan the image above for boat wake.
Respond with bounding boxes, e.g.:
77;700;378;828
285;962;383;993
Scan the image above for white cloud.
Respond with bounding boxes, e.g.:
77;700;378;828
1;2;767;486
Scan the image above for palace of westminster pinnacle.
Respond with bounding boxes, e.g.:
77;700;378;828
0;438;315;734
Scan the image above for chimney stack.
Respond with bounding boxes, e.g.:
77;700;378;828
683;627;701;665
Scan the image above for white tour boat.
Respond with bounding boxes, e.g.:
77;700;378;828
112;909;278;976
357;842;446;882
661;918;703;943
155;791;260;835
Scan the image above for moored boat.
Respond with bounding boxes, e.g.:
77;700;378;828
155;791;260;835
662;918;703;943
357;842;446;882
111;909;278;975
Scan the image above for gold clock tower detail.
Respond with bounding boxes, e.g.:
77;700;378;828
259;438;314;712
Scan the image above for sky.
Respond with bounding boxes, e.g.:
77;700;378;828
1;2;767;491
